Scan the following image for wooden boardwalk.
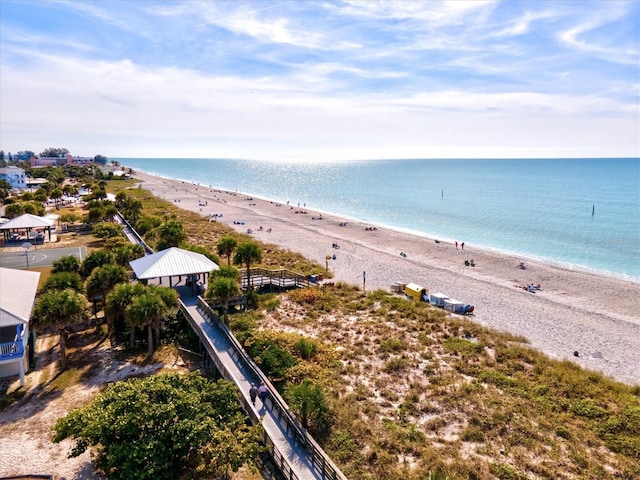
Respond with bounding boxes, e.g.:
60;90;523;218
180;295;347;480
117;209;343;478
240;268;314;291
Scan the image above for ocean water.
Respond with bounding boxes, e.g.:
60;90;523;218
117;158;640;280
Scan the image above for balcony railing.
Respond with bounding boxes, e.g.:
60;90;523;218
0;340;23;359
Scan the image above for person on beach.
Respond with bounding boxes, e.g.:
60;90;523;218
249;383;258;405
455;241;458;249
258;382;268;406
461;242;465;250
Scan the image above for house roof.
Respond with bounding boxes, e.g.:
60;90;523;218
0;213;54;230
0;267;41;327
129;247;219;280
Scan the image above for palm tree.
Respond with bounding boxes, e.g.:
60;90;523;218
212;265;241;281
217;236;238;266
285;379;329;431
85;264;128;315
41;271;84;294
52;255;81;273
206;277;241;324
148;285;178;347
34;288;87;371
125;286;178;357
49;187;63;209
122;197;143;223
125;292;162;357
233;242;262;290
105;283;146;349
157;220;186;250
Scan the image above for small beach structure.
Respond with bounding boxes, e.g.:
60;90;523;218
429;292;449;307
443;298;467;314
404;283;428;302
0;267;40;386
0;213;54;243
129;247;219;294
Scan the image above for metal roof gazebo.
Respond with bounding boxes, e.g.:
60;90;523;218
129;247;219;295
0;213;54;243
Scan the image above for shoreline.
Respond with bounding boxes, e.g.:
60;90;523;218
127;168;640;386
127;167;639;284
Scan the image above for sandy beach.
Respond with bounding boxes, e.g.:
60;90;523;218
131;170;640;386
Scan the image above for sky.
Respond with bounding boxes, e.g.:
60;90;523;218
1;0;639;161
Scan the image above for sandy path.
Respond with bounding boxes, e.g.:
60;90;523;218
134;171;640;385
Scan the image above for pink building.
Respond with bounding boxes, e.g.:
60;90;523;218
30;153;94;167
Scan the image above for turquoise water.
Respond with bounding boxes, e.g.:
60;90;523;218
117;158;640;280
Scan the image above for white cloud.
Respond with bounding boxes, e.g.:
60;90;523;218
0;0;638;160
558;3;639;65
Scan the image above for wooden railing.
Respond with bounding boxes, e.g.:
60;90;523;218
115;212;155;255
182;297;348;480
240;268;314;291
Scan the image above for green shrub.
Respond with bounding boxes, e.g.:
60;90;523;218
443;336;484;355
379;338;404;353
294;338;319;360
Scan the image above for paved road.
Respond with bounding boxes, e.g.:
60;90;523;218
0;246;87;269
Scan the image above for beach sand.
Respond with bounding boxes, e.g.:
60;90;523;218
131;170;640;386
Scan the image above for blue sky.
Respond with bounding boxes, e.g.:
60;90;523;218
1;0;638;160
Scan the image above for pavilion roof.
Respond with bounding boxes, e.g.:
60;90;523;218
0;213;54;230
129;247;218;280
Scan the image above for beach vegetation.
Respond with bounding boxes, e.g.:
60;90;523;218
110;242;145;266
219;285;640;479
233;241;262;289
206;276;242;324
33;288;88;371
134;214;162;235
217;235;239;265
52;254;81;273
285;379;330;431
85;263;128;311
41;271;85;294
156;219;187;250
91;221;123;238
53;373;263;480
125;285;178;357
80;249;115;277
182;243;220;263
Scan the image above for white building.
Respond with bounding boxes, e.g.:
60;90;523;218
0;268;41;386
0;166;27;189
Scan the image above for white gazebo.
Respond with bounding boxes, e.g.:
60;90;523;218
0;267;41;386
129;247;219;294
0;213;54;242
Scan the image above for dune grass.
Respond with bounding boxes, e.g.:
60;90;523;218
250;286;640;479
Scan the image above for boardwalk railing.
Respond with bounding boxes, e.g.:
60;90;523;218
182;297;348;480
115;212;155;255
240;268;314;291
